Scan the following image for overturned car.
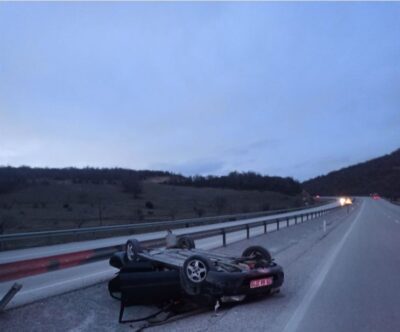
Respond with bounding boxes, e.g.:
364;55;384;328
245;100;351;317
108;236;284;322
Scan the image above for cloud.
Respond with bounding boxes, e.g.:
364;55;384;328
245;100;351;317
1;3;399;181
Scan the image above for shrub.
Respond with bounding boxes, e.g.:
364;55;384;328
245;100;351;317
145;201;154;209
213;196;227;214
261;202;270;211
122;177;142;198
193;207;205;217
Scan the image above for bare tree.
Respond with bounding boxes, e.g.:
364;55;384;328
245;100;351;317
76;219;88;228
122;178;143;199
97;197;106;226
0;214;16;235
168;206;178;220
213;196;227;214
135;208;144;221
241;205;250;213
193;206;205;217
260;202;270;211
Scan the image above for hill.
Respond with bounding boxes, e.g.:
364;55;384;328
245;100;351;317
0;167;308;236
168;171;302;195
303;149;400;199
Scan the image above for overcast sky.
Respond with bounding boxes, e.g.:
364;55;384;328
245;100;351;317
1;2;399;181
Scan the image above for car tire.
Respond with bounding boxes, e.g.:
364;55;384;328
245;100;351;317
125;239;142;262
177;236;196;249
180;255;211;295
242;246;272;264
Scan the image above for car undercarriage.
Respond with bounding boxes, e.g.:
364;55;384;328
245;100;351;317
108;236;284;324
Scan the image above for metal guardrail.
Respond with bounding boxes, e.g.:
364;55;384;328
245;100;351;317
0;204;342;283
144;206;340;249
0;201;332;244
0;283;22;311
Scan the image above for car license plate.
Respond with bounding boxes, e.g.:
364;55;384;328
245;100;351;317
250;277;273;289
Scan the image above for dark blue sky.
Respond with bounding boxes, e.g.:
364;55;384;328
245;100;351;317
1;2;399;180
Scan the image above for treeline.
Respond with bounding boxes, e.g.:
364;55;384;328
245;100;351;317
0;166;171;195
303;148;400;199
0;167;303;196
168;171;302;195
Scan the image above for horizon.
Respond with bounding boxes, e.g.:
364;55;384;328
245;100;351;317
1;146;398;182
1;2;400;181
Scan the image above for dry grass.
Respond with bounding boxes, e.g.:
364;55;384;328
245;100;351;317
0;180;304;234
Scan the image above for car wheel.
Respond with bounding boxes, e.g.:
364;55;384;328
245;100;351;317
181;255;211;295
125;239;142;262
242;246;272;264
177;236;196;249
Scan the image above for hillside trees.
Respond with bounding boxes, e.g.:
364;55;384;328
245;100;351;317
168;171;302;195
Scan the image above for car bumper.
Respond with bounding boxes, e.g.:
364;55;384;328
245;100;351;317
205;264;284;296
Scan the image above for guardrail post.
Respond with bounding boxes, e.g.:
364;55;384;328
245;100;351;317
301;214;303;222
263;221;267;234
246;224;250;239
0;283;22;312
222;229;226;247
277;219;280;231
293;217;296;225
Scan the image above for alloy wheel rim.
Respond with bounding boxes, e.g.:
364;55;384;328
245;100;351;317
186;260;207;283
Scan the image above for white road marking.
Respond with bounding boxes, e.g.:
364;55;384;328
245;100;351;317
282;200;365;332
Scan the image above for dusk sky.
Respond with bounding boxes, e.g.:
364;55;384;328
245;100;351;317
1;2;399;181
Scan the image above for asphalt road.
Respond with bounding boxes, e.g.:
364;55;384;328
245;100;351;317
2;198;399;332
285;198;400;332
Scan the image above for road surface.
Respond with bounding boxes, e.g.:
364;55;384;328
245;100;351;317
284;198;400;332
1;198;399;332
